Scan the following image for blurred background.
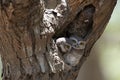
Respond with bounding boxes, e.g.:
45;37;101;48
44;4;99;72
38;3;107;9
0;0;120;80
77;0;120;80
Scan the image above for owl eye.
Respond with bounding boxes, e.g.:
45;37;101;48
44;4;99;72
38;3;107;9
71;39;77;44
64;43;72;52
72;41;86;49
69;37;78;44
78;41;86;49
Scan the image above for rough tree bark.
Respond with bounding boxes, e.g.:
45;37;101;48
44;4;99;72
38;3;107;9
0;0;117;80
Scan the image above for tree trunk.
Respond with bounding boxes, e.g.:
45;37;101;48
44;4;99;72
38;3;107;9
0;0;117;80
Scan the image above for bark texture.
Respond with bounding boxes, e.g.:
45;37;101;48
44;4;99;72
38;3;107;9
0;0;117;80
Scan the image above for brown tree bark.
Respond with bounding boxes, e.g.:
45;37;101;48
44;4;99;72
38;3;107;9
0;0;117;80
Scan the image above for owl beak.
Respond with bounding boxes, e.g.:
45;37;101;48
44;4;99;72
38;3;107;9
71;41;86;49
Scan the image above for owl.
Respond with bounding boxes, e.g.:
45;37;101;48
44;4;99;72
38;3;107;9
56;37;72;53
56;35;86;66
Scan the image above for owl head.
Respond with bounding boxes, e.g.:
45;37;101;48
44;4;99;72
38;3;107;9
56;37;72;53
69;35;86;50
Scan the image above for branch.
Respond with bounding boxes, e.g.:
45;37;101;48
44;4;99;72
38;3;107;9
42;0;68;36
